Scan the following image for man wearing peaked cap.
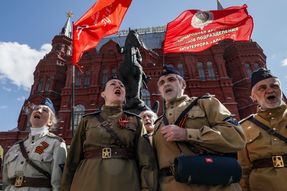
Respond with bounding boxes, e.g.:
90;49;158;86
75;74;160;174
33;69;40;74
153;64;246;190
161;64;182;77
2;97;67;190
238;68;287;191
250;67;277;89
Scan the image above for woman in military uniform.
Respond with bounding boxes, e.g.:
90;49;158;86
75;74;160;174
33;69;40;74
61;78;157;191
2;98;67;191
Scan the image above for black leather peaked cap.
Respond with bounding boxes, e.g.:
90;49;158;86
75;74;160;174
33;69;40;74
40;98;56;114
251;68;277;89
161;64;181;77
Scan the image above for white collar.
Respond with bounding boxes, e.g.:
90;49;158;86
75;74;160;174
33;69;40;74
30;126;49;136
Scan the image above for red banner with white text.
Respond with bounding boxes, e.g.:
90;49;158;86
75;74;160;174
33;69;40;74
163;4;253;54
72;0;132;65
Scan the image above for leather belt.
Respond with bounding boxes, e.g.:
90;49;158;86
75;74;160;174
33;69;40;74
253;155;287;169
84;147;135;159
159;166;174;177
10;176;51;188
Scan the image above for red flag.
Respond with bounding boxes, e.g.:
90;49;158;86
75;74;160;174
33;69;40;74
72;0;132;64
163;4;253;54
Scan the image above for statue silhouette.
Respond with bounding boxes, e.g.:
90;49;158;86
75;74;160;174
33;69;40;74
118;30;151;114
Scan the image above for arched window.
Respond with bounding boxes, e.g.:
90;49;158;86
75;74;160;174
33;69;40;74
101;70;108;86
177;64;184;78
73;104;85;130
254;63;260;70
112;68;117;77
207;61;216;80
37;79;44;92
83;71;91;88
245;63;252;78
197;62;205;80
141;89;151;108
67;47;72;56
75;70;81;87
45;79;51;91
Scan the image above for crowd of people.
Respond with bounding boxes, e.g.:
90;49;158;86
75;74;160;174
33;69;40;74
1;66;286;191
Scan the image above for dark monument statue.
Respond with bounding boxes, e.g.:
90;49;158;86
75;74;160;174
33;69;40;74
118;30;154;114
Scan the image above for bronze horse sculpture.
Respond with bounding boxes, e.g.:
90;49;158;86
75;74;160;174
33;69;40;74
119;30;151;114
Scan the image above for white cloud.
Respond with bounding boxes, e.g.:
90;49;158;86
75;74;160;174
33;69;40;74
282;58;287;66
2;86;12;92
0;42;52;90
0;105;8;109
17;96;26;102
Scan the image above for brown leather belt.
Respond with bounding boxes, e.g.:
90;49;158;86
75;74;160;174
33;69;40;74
10;176;51;188
253;155;287;169
159;166;174;177
84;147;135;159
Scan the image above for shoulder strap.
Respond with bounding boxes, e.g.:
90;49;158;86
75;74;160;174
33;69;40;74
249;117;287;144
174;96;202;126
95;113;126;148
163;96;202;126
162;96;203;154
19;141;51;179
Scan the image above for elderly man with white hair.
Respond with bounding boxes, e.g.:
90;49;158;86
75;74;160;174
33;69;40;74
140;109;158;134
238;68;287;191
140;109;157;144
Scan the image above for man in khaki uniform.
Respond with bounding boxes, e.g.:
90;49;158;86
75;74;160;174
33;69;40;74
153;65;246;191
238;68;287;191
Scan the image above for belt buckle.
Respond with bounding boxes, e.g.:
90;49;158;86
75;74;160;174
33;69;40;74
15;176;24;187
272;155;284;168
102;147;112;159
101;121;111;127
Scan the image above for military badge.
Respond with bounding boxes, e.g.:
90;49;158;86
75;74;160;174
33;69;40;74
118;116;129;129
191;11;213;29
35;141;49;154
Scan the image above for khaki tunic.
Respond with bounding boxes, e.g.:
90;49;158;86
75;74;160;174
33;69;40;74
238;104;287;191
2;132;67;191
61;106;157;191
153;95;246;191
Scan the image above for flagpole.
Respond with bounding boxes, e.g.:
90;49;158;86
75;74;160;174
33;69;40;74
163;52;165;66
71;64;75;136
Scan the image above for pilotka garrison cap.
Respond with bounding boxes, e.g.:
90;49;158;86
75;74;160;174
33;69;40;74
101;73;123;90
250;68;277;89
161;64;182;77
40;97;56;114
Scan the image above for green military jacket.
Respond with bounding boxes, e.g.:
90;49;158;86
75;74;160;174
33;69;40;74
153;95;246;191
3;130;67;191
238;103;287;191
61;105;157;191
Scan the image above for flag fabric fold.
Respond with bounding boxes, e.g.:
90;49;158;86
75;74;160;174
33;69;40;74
72;0;132;65
163;4;253;54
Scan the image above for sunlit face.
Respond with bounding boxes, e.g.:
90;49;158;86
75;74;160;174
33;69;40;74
101;79;126;106
157;74;185;103
140;111;156;134
29;105;52;128
251;78;283;109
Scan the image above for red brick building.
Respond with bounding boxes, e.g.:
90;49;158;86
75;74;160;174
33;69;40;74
0;16;266;153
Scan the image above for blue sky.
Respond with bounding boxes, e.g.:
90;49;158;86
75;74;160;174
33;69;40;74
0;0;286;131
